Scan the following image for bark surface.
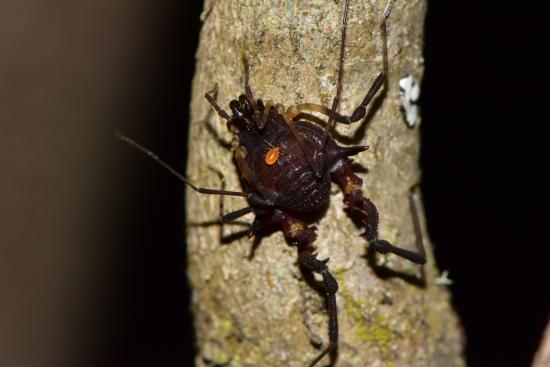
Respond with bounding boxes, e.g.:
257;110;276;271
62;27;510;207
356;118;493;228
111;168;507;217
187;1;463;366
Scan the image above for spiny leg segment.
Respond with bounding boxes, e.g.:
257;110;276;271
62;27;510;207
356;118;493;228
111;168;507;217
331;159;426;265
261;210;338;367
325;0;425;264
300;246;339;367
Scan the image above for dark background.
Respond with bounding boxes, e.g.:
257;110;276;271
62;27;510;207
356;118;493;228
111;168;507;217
1;1;547;367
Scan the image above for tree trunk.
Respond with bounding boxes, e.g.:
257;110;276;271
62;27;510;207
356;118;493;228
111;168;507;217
187;1;463;366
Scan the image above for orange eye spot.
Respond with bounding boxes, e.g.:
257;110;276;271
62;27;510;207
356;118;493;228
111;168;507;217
265;147;280;165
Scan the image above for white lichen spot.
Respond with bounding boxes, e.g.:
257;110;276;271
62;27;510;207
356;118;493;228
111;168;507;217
399;74;421;127
434;269;453;286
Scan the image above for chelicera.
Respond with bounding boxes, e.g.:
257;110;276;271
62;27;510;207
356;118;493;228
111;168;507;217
119;0;426;365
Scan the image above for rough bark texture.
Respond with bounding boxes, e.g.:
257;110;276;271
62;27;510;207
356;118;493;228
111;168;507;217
187;1;463;366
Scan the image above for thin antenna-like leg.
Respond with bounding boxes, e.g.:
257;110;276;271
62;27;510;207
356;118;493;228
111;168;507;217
212;168;249;241
220;206;253;223
242;54;258;111
203;85;232;150
339;0;394;124
281;72;383;125
210;165;227;222
258;99;273;130
205;91;231;121
381;0;395;77
408;187;426;261
117;132;248;198
316;0;393;143
208;165;253;234
322;0;351;149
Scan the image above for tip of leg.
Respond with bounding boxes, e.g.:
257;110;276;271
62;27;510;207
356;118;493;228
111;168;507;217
308;342;337;367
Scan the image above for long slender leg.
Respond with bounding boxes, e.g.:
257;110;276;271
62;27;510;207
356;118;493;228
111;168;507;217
321;0;351;149
275;0;391;145
258;99;273;130
209;165;253;231
203;85;232;150
205;89;231;121
341;0;394;124
408;187;427;261
302;0;392;150
241;54;266;129
220;206;253;223
331;159;426;265
274;0;395;130
381;0;395;77
116;133;248;198
233;145;257;188
242;54;258;111
300;246;338;367
208;167;253;244
336;0;394;124
265;210;338;366
282;72;385;126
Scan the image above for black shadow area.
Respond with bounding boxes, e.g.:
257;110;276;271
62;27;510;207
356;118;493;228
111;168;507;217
422;1;548;367
109;1;202;367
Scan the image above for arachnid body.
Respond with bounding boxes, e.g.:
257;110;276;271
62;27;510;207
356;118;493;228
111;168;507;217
120;0;434;366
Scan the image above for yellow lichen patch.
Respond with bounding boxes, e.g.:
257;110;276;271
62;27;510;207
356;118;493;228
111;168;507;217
336;273;397;352
202;317;235;366
219;319;233;336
